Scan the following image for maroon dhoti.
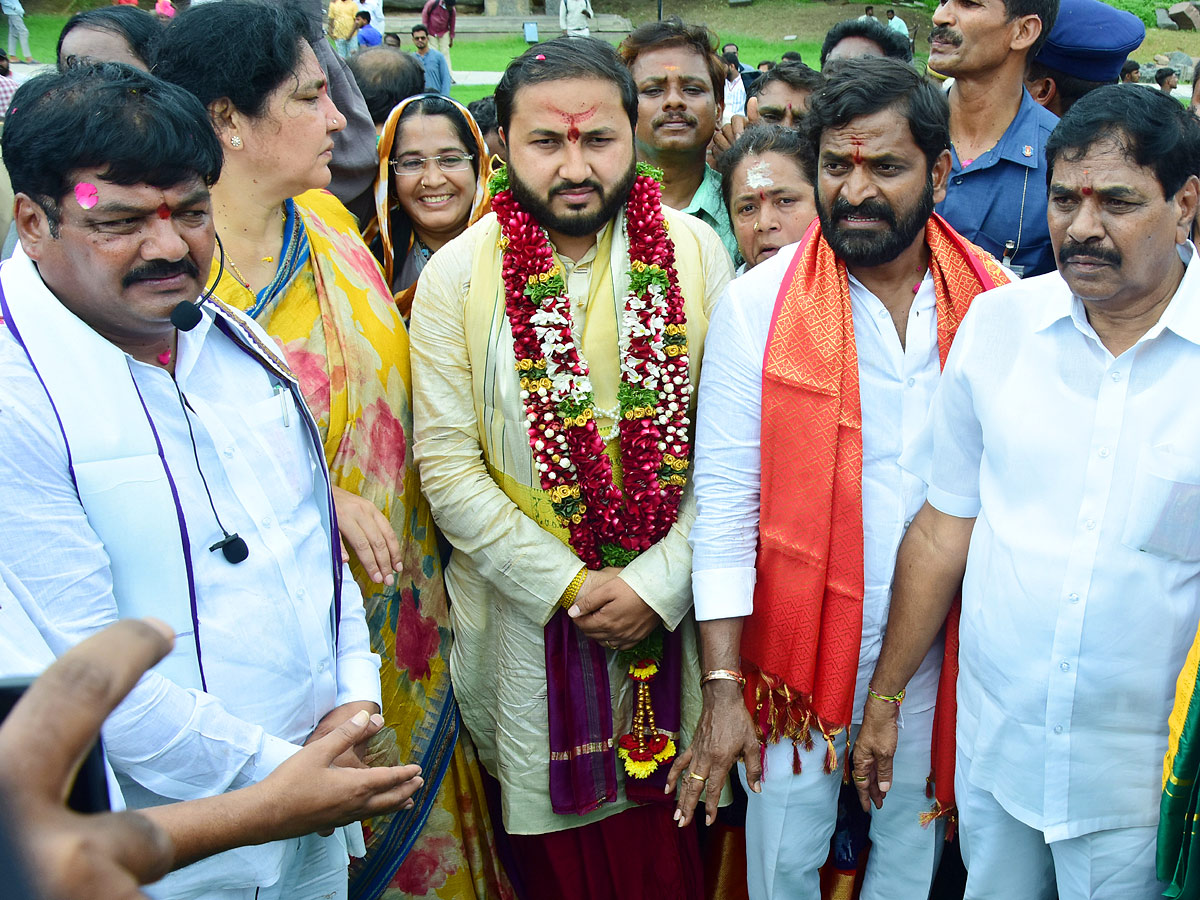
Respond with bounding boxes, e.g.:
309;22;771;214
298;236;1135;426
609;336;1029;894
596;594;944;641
500;803;703;900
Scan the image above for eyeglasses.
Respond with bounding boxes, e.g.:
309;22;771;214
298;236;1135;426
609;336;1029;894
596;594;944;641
390;154;474;176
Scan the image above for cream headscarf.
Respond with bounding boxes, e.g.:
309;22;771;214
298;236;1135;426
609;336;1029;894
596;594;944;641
368;93;492;304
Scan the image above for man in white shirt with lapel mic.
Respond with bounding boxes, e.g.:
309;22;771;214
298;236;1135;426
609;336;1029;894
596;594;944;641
0;62;401;900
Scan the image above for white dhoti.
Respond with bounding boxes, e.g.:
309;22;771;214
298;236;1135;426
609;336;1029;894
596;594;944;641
740;704;944;900
956;751;1165;900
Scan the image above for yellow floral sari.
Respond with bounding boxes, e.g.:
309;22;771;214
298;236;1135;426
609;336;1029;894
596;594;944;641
211;188;512;900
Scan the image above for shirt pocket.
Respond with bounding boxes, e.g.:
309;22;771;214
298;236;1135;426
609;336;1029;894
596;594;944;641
241;388;317;515
1121;445;1200;562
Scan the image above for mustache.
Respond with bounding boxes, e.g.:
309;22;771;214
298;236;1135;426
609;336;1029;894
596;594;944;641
552;179;604;197
830;197;896;227
122;257;200;289
929;25;963;46
1059;241;1122;267
652;112;698;128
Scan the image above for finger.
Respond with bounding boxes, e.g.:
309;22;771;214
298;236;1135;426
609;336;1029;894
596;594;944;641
568;582;612;618
876;751;894;798
0;619;173;801
703;766;727;826
94;810;176;886
743;734;763;794
746;96;759;124
851;749;875;812
345;522;386;585
340;537;350;564
666;746;693;793
675;759;709;827
372;507;404;574
312;711;382;765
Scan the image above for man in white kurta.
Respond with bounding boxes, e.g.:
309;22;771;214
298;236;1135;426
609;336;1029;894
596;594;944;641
409;37;731;898
854;85;1200;899
0;64;381;900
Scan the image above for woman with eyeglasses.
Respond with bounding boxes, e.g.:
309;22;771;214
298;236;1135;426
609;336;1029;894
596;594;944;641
367;94;491;316
154;6;511;900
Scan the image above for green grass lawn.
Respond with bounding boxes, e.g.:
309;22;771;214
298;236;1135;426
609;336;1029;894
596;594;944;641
15;14;68;62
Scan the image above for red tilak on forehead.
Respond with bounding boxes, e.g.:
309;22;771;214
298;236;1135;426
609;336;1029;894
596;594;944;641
1081;187;1093;196
850;138;864;165
156;203;171;219
1081;169;1093;195
759;190;766;201
554;105;598;142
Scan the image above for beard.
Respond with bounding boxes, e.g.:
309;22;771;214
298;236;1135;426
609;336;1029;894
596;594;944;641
817;180;935;267
508;160;637;238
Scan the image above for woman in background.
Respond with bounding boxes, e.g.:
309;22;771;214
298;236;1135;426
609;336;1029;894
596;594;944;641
367;94;490;316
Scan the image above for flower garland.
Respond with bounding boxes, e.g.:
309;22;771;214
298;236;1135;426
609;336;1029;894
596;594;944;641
489;161;690;779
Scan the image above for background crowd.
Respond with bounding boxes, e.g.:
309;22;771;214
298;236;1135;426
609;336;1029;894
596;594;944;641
0;1;1198;900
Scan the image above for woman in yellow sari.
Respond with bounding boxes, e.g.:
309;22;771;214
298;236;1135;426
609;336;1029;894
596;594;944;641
365;94;491;316
154;4;511;899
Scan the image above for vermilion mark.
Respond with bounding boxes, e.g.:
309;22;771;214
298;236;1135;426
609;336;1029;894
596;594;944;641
759;190;767;201
156;203;171;219
554;105;597;143
1081;187;1093;196
851;138;864;165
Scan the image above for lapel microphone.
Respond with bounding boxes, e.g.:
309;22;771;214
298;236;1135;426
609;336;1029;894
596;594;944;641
210;532;250;564
170;234;226;332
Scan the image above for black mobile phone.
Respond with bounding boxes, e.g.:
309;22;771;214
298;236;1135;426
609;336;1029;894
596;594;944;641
0;675;112;814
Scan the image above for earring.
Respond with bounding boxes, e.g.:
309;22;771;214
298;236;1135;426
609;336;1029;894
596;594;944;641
230;135;243;149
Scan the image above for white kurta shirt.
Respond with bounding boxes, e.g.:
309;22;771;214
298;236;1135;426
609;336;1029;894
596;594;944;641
689;243;943;721
909;243;1200;841
0;270;380;892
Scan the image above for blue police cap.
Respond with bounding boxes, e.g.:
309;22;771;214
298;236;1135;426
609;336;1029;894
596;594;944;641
1033;0;1145;83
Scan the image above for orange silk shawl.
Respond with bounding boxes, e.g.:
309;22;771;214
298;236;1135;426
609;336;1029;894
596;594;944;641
745;213;1008;818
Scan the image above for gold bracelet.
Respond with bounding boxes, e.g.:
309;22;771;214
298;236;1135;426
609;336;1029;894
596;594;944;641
559;566;588;609
867;684;905;705
700;668;746;688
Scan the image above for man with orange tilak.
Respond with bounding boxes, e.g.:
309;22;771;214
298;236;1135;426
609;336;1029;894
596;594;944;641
409;37;731;900
675;57;1009;900
619;18;739;262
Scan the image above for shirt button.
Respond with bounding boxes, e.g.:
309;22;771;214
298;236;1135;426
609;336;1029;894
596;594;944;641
1111;371;1122;383
1054;724;1064;735
904;519;913;529
877;308;889;319
297;587;307;600
906;377;916;388
223;446;235;459
1060;660;1071;672
261;516;272;528
1068;592;1080;603
317;661;327;673
1098;446;1110;459
1085;518;1096;530
954;177;963;185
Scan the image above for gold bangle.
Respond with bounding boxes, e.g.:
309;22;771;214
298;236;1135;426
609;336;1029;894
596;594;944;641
700;668;746;688
559;566;588;609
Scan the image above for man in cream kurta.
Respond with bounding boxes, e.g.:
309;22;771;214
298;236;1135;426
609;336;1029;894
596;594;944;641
409;36;731;900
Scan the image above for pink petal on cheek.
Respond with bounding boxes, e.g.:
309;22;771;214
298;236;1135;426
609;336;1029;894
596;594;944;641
74;182;99;210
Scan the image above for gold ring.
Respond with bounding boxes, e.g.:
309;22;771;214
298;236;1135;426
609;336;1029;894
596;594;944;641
852;773;868;783
688;772;707;782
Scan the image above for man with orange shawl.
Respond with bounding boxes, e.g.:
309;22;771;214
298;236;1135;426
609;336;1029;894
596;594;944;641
672;58;1007;900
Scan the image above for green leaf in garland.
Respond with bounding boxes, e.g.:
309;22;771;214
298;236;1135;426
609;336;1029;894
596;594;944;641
600;542;639;567
617;630;664;667
557;393;596;419
629;263;669;296
617;381;657;415
523;272;566;305
488;165;510;197
636;161;664;183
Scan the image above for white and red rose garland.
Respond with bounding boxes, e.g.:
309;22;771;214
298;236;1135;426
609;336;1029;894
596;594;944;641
489;162;689;778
